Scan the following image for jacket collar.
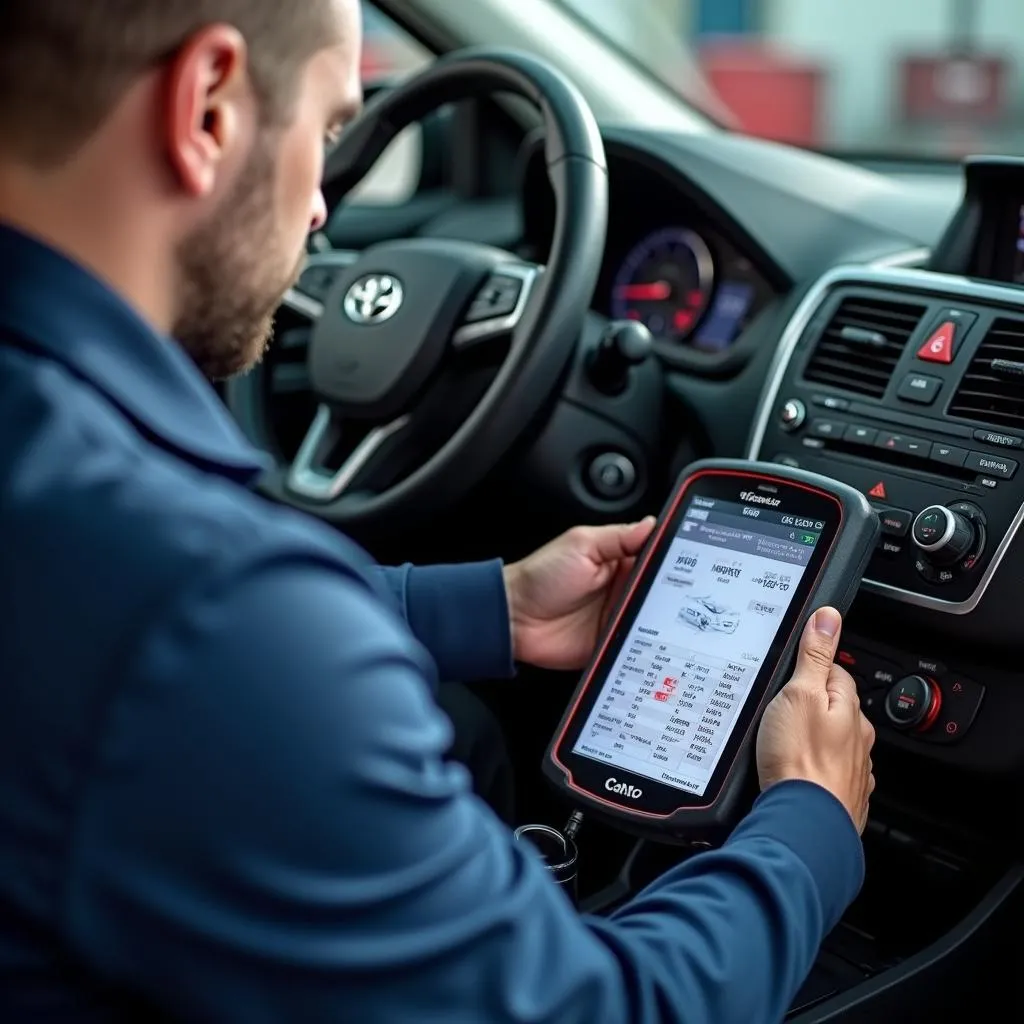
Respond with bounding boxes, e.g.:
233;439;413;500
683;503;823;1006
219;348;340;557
0;222;269;481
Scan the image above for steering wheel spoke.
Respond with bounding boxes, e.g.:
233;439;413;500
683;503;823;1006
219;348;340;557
269;249;362;396
281;249;361;325
452;263;542;351
285;405;412;503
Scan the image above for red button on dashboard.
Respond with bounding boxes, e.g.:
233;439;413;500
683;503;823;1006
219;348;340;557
917;322;955;364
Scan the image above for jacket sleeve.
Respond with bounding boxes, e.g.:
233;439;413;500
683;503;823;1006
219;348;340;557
374;561;515;681
63;553;864;1024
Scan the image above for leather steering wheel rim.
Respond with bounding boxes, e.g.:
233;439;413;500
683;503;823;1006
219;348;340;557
226;48;608;528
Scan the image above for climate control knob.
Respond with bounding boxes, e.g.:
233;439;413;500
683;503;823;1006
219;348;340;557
911;505;976;566
884;675;942;732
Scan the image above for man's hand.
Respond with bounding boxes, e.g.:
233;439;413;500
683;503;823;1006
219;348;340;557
503;518;657;671
756;607;876;833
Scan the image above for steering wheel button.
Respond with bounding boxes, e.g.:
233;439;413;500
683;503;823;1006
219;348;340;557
296;266;341;302
464;275;523;323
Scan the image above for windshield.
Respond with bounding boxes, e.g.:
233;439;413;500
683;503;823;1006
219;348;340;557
554;0;1022;160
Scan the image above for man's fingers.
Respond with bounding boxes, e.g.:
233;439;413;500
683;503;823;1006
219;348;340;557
578;517;657;564
824;665;858;711
790;607;842;692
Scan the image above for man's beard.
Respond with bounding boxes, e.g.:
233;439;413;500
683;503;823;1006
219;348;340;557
172;134;304;381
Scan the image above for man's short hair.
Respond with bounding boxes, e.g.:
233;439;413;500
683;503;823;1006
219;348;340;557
0;0;336;167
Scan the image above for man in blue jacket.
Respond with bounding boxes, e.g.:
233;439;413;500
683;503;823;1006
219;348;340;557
0;2;875;1021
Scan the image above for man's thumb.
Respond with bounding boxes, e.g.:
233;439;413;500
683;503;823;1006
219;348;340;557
792;607;842;684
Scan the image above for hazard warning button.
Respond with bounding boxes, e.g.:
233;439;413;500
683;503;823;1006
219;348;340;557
916;310;977;364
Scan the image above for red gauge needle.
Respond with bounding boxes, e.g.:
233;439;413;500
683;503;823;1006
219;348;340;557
616;281;671;301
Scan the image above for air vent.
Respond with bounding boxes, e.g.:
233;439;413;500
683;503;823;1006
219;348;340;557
803;295;927;398
949;317;1024;429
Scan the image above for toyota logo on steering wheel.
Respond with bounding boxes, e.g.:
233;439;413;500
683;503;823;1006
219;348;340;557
343;274;404;325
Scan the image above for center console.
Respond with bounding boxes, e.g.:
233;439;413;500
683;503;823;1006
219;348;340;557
748;268;1024;615
726;157;1024;1018
526;158;1024;1022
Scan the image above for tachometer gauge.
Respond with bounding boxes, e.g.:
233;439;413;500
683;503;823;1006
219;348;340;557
611;228;714;342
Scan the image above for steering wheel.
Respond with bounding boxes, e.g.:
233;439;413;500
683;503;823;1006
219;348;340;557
224;48;608;528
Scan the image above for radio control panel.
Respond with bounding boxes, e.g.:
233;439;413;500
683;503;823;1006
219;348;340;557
749;265;1024;613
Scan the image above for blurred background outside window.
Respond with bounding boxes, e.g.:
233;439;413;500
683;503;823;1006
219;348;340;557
360;0;1023;160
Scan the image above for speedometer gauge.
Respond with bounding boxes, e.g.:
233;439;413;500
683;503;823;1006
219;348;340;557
611;228;714;342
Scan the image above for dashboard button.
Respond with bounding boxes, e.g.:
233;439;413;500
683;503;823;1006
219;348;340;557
773;454;800;468
877;538;904;558
873;505;912;537
916;309;976;364
884;675;942;731
973;429;1022;449
812;394;850;411
916;323;956;363
844;424;877;445
809;418;845;438
915;656;946;677
860;689;887;722
912;507;948;547
876;433;930;456
922;675;984;745
930;442;968;468
964;450;1018;479
780;399;806;431
897;372;943;405
866;658;902;688
587;452;637;499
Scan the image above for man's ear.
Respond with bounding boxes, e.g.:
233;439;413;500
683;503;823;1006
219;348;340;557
162;25;251;197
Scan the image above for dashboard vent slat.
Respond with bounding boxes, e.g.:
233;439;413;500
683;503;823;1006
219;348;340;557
803;296;927;398
949;318;1024;429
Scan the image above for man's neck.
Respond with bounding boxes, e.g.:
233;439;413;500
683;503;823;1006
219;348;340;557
0;165;176;336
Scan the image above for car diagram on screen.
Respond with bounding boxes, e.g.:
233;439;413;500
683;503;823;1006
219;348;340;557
678;595;740;634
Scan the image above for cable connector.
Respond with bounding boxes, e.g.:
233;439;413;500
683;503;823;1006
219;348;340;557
563;810;584;842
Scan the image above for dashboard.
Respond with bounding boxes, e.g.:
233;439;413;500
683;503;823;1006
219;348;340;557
505;134;1024;778
508;138;1024;1013
517;135;777;372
